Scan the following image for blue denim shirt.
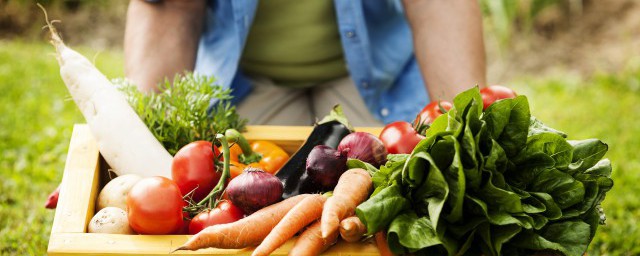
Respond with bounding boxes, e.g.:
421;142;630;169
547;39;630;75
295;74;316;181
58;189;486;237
195;0;429;124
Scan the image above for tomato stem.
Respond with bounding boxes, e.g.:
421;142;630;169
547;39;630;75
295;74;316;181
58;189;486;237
437;101;449;114
196;133;231;207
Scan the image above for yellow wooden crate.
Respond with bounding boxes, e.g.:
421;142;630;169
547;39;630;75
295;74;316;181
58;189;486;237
48;124;383;255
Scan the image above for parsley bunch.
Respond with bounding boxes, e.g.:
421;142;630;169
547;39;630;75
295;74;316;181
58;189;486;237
116;73;247;155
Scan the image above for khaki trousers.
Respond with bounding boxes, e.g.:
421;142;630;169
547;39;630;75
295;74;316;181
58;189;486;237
236;77;384;127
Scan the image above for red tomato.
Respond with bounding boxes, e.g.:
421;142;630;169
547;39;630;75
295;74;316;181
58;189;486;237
127;176;184;235
379;121;425;154
480;85;517;109
172;141;222;202
415;100;453;126
188;200;245;234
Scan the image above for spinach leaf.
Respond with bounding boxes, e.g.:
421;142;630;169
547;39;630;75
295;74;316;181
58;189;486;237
513;132;574;170
528;116;567;138
483;96;531;157
347;158;380;176
509;221;591;256
387;211;444;253
410;152;449;228
356;184;410;235
567;139;608;174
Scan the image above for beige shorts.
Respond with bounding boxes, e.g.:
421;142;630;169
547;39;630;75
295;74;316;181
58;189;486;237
236;76;384;127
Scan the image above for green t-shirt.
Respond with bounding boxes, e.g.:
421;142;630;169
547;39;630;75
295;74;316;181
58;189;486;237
240;0;348;86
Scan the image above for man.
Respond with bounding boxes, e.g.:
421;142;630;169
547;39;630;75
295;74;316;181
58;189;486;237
125;0;486;126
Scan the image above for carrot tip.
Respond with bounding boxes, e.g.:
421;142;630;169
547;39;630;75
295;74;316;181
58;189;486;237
171;246;187;253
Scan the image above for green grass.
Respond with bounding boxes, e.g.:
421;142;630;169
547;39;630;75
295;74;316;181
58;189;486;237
0;40;123;255
0;40;638;255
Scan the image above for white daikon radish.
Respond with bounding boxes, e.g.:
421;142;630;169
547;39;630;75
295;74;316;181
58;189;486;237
41;6;172;177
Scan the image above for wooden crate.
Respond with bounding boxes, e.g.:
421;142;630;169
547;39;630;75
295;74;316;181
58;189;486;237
48;124;383;255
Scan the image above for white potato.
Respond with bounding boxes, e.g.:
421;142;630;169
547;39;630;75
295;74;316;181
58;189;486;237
88;207;134;234
97;174;142;211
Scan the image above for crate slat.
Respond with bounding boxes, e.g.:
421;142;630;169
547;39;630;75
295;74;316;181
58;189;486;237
48;233;380;255
50;124;100;234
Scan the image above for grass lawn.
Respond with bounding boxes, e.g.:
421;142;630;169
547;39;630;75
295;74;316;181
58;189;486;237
0;40;638;255
0;40;123;255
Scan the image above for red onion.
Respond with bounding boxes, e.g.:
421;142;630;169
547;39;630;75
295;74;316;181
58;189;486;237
338;132;388;167
226;167;283;214
305;145;349;191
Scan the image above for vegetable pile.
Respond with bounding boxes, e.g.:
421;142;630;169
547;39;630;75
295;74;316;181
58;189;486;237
356;87;613;255
41;10;612;254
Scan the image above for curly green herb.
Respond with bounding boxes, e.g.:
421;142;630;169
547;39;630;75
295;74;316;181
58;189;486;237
115;74;247;155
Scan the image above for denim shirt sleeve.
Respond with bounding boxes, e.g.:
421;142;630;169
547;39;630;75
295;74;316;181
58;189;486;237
195;0;256;106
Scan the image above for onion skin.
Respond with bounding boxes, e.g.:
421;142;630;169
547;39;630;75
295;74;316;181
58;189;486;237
305;145;349;191
338;132;388;167
226;167;284;214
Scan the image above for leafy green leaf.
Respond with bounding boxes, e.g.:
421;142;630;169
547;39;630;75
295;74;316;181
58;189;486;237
410;152;449;228
483;96;531;157
370;154;409;196
439;136;466;223
530;192;562;220
387;211;444;253
529;168;585;209
356;184;410;235
478;223;522;256
477;170;523;214
510;221;591;256
347;158;379;176
528;116;567;138
513;132;573;170
567;139;608;174
452;86;483;120
584;158;612;177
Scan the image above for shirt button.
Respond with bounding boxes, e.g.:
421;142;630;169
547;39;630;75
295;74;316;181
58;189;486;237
380;108;389;117
345;31;356;38
361;81;369;88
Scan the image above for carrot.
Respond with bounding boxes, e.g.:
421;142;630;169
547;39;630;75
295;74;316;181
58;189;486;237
321;168;372;238
289;220;338;256
175;194;310;251
339;216;367;242
375;231;395;256
39;5;173;178
252;194;327;256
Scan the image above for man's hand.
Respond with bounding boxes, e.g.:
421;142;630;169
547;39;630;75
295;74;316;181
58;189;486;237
125;0;206;93
403;0;487;101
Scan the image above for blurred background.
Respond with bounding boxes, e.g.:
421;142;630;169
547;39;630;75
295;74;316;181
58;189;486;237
1;0;638;255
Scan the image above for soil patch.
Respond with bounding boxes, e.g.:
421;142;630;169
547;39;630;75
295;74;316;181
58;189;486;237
487;0;640;82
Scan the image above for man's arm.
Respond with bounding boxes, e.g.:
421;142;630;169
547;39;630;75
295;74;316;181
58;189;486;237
402;0;487;101
124;0;206;93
